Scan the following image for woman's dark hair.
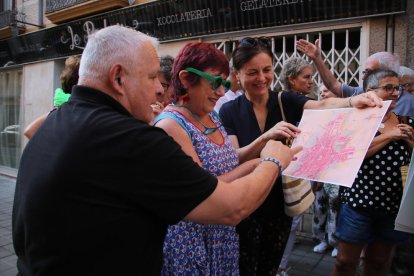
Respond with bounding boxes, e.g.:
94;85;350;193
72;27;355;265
160;55;174;82
60;55;81;94
171;42;229;99
231;37;273;71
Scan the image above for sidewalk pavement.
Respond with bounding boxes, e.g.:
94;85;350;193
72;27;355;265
0;175;17;276
0;174;336;276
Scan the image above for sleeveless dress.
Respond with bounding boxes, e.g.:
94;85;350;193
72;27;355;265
157;109;240;275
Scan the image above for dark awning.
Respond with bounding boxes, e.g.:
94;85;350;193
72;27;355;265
0;0;406;67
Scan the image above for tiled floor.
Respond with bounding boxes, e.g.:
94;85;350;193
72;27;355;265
285;236;336;276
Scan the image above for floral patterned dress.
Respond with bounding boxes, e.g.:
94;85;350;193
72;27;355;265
157;109;240;275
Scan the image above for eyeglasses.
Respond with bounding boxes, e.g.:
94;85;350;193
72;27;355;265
161;82;170;91
239;37;272;49
185;67;232;90
372;84;401;94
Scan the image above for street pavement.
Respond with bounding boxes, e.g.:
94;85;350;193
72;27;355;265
0;175;17;275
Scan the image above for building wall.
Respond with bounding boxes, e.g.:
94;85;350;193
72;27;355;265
21;60;63;146
406;0;414;68
368;17;387;54
159;39;199;57
395;14;408;65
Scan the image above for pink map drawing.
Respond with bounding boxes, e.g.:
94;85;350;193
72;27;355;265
283;101;391;187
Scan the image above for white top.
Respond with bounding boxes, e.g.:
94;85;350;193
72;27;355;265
214;90;243;114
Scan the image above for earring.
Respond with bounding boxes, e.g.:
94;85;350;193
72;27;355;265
182;94;190;102
237;79;241;86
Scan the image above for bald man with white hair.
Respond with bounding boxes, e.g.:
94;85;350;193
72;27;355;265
393;66;414;119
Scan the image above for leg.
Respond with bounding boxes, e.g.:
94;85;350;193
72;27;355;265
257;214;292;276
238;216;261;276
278;215;303;270
333;204;375;276
332;240;365;276
325;184;339;247
362;240;394;276
312;183;328;242
238;214;292;276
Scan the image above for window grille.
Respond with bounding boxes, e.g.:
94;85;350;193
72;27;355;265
0;69;22;169
212;28;362;93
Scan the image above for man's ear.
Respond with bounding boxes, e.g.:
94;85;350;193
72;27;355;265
109;64;124;92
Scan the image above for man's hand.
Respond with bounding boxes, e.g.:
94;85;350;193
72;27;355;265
350;91;383;108
260;140;302;170
296;39;321;60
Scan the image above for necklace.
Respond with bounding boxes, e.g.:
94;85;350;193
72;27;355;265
379;113;392;128
174;105;222;135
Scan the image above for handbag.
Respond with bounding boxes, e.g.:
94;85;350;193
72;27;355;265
278;91;315;217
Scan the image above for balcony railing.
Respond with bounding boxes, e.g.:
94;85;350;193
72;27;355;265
0;10;17;29
0;9;26;38
46;0;90;14
45;0;130;24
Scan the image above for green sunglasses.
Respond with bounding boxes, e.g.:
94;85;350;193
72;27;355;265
185;67;232;90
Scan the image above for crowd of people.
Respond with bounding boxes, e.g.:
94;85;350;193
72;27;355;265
11;25;412;276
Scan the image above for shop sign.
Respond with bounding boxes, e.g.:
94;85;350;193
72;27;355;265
0;0;406;66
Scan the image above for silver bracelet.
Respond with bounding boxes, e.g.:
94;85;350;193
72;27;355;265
261;157;283;175
348;96;353;107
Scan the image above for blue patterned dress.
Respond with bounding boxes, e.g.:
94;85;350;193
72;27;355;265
157;109;240;275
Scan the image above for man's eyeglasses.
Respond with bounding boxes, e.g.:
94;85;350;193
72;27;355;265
161;82;170;91
239;37;272;49
185;67;232;90
372;84;401;94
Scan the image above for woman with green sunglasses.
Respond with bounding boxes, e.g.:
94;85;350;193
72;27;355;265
154;42;262;275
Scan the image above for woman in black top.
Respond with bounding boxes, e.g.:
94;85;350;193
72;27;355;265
219;37;383;276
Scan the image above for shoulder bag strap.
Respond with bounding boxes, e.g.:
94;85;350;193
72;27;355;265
278;91;287;122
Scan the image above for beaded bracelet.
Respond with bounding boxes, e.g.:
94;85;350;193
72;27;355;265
261;157;283;175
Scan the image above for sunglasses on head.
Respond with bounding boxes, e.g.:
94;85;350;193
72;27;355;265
239;37;272;49
185;67;232;90
362;69;374;76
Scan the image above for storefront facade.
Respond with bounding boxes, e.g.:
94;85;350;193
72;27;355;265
0;0;411;176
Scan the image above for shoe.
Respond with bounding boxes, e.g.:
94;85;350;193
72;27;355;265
331;248;338;257
313;241;328;253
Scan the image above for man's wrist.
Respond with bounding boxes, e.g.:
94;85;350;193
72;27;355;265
261;157;283;175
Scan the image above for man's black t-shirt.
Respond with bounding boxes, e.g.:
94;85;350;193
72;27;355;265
12;85;217;275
